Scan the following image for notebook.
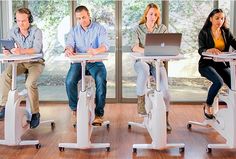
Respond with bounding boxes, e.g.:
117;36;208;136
144;33;182;56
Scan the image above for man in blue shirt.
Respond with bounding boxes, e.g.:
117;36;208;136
0;8;44;129
64;5;109;126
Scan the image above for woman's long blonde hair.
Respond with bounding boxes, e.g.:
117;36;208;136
139;3;161;25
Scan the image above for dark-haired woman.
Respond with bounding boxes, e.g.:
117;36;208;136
198;9;236;119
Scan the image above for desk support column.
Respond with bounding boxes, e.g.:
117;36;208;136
230;61;236;91
11;63;17;91
155;60;161;92
81;61;86;92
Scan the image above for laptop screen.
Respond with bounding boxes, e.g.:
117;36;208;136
144;33;182;56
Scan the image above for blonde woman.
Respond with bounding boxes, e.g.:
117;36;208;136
131;3;171;132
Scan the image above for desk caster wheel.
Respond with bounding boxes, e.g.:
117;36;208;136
187;123;192;129
73;123;76;128
128;124;131;129
206;148;212;153
179;147;185;153
35;143;41;149
51;122;55;129
133;148;137;153
106;123;110;129
106;147;110;152
59;147;65;152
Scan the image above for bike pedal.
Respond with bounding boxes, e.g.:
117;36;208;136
213;116;220;124
92;123;102;126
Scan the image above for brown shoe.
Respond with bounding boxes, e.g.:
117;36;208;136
92;116;103;126
166;112;172;132
137;95;147;115
71;110;77;126
167;121;172;132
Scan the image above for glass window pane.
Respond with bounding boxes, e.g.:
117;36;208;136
28;1;71;101
12;0;24;15
169;0;213;101
76;0;116;98
219;0;230;24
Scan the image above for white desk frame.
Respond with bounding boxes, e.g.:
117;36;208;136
128;53;185;153
0;54;54;148
187;52;236;153
58;54;110;151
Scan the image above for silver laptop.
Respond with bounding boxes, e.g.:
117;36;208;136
144;33;182;56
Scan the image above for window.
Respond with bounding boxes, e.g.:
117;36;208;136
5;0;233;102
28;1;71;101
219;0;230;24
12;0;24;15
168;0;214;101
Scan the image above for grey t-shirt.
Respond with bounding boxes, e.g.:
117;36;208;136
131;23;168;66
131;23;168;49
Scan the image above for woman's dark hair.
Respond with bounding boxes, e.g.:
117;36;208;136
202;8;228;30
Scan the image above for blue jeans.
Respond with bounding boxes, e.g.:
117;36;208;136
199;66;231;106
65;62;107;116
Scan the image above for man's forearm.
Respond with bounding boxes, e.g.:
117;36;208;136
95;45;107;54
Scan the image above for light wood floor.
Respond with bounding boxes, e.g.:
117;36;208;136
0;103;236;159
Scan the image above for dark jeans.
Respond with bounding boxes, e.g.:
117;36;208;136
199;65;231;106
65;62;107;116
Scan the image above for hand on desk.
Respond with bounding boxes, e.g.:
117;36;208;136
2;48;11;55
87;48;100;62
11;48;23;55
64;47;103;62
2;41;22;55
87;48;98;56
206;48;222;55
3;48;24;55
65;47;76;57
